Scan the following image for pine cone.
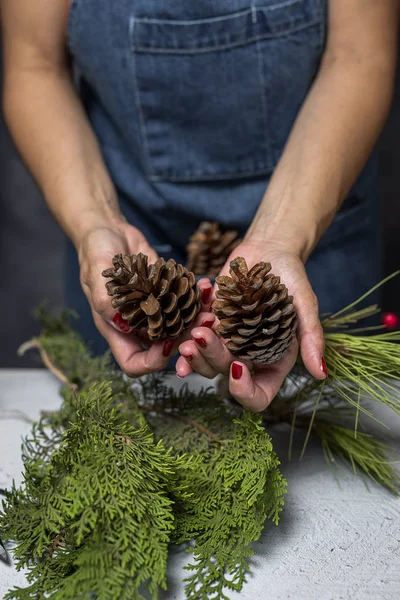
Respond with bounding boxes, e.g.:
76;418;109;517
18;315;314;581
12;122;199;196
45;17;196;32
212;257;297;364
186;221;241;277
102;253;201;341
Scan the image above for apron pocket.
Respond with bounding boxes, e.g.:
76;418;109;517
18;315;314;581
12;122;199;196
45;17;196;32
130;0;323;182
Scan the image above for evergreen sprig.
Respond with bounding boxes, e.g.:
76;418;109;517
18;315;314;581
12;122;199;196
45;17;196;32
1;312;286;599
175;414;286;600
2;281;400;598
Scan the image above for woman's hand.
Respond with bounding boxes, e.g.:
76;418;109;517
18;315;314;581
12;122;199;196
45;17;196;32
175;0;399;411
176;240;327;412
78;222;213;377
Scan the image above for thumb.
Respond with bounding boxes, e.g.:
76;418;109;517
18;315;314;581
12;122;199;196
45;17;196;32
294;277;326;380
81;258;134;334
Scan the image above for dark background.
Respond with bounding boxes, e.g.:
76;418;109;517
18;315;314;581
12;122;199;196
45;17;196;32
1;53;400;368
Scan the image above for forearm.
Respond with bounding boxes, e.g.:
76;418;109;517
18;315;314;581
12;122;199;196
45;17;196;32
247;46;397;260
3;66;124;248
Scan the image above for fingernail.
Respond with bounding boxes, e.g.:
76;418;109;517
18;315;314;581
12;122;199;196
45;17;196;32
320;356;328;378
232;362;243;380
193;336;207;348
112;312;131;333
176;373;186;380
201;319;214;329
202;287;212;304
163;340;174;357
182;353;194;363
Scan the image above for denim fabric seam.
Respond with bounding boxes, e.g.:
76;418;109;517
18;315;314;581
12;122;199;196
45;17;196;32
254;12;271;170
128;17;154;178
149;167;274;183
315;0;326;52
66;0;81;50
134;21;321;55
134;1;302;27
92;139;274;182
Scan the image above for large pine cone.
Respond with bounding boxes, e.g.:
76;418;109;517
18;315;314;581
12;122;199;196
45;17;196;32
186;221;241;277
212;257;297;364
102;253;201;341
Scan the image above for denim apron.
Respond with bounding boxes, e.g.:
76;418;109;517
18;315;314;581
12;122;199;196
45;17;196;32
66;0;381;355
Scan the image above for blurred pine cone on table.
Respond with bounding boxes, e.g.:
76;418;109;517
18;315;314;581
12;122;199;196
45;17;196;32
186;221;241;277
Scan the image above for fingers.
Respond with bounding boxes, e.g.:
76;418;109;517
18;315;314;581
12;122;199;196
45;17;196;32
176;346;218;379
178;327;221;379
228;340;299;412
182;327;237;374
92;311;173;377
294;282;327;380
176;311;216;346
176;354;194;378
197;278;214;311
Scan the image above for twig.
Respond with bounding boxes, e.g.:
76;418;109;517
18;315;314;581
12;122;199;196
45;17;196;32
48;532;66;558
140;405;219;441
115;435;132;445
0;410;34;424
18;339;77;392
18;339;218;441
0;538;11;566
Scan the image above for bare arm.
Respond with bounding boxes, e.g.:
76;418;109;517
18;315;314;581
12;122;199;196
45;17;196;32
1;0;211;376
178;0;399;410
1;0;123;247
247;0;399;257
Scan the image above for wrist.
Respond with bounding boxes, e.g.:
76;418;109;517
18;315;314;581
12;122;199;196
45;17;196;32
70;208;127;251
245;219;318;263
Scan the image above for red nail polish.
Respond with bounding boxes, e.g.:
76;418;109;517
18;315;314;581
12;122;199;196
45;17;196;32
194;336;207;348
163;340;174;357
201;319;214;329
232;362;243;380
112;312;131;332
182;353;194;363
202;287;212;304
320;356;328;378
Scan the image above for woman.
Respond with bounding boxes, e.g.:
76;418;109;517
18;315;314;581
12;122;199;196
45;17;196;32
1;1;398;411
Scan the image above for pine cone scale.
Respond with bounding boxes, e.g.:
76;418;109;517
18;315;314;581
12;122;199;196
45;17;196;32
167;314;180;330
180;288;198;311
242;300;259;311
140;295;159;317
262;323;280;335
162;293;178;314
242;314;263;326
182;299;200;324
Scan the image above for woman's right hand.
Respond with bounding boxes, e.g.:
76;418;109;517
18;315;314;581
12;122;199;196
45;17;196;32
77;222;213;377
77;221;176;376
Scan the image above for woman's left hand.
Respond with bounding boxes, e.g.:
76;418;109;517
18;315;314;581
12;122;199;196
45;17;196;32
176;240;327;412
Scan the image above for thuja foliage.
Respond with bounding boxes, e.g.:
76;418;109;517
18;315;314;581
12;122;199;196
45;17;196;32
2;278;400;598
0;310;286;600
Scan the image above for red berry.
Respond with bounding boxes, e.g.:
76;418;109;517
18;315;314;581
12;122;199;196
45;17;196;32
382;312;399;329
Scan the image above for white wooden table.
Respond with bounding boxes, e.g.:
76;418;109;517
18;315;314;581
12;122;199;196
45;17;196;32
1;369;400;600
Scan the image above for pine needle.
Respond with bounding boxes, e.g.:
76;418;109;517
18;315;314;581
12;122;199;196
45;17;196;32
312;420;400;495
300;380;326;459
